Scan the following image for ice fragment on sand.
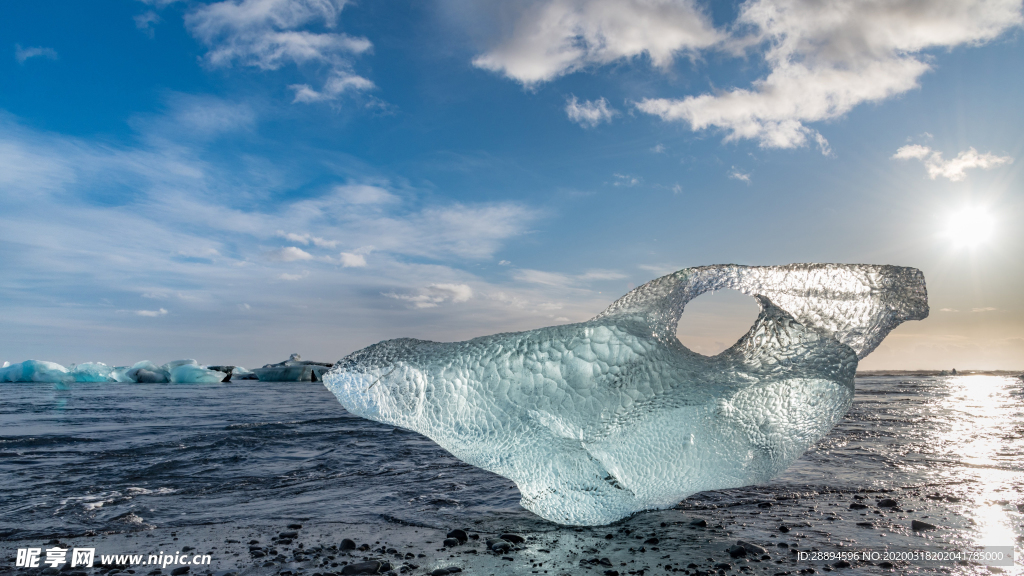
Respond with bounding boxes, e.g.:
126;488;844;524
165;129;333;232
324;264;928;525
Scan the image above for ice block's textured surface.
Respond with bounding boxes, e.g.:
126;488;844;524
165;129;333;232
323;264;929;525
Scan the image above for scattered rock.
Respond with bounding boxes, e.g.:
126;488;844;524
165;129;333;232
779;525;790;533
499;533;525;544
279;531;299;539
446;529;468;543
737;541;767;555
644;537;659;545
834;560;851;568
849;503;868;510
287;524;303;530
728;545;747;558
877;498;898;508
689;519;708;527
911;520;937;531
442;538;460;548
170;568;189;576
340;561;385;575
339;539;356;551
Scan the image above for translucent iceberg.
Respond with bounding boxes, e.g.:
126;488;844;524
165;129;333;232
69;362;114;382
169;364;226;383
127;360;170;383
0;360;71;383
324;264;929;526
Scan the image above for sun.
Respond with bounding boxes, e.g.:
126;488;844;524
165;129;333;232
942;206;995;249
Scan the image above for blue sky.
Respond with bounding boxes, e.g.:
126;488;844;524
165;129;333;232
1;0;1022;370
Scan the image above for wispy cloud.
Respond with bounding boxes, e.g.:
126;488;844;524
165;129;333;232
135;11;161;37
14;44;58;64
384;283;473;308
728;167;751;183
635;0;1023;150
893;144;1013;181
611;173;640;187
972;307;997;312
266;246;315;261
565;96;617;128
135;308;169;317
184;0;374;103
515;268;625;288
471;0;721;86
338;252;367;267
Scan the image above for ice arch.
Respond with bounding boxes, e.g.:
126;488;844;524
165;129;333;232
324;264;928;525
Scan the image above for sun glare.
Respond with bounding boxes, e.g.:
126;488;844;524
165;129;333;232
942;206;995;249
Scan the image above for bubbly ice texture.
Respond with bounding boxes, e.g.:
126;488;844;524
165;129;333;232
323;264;929;526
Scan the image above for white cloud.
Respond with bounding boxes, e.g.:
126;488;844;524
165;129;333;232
278;271;309;280
636;0;1023;149
338;252;367;267
184;0;374;102
266;246;314;261
515;268;625;287
14;45;58;64
276;230;338;248
332;183;399;205
384;283;474;308
135;11;161;37
972;307;997;312
893;144;1013;181
135;308;168;317
565;96;617;128
939;308;958;312
650;143;665;153
612;173;640;187
471;0;721;86
728;167;751;183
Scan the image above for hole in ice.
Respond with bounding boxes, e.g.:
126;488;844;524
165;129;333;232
675;289;761;356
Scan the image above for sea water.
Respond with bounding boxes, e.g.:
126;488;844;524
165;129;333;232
1;375;1022;568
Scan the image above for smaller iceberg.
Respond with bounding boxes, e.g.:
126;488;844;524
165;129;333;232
68;362;115;382
169;363;226;383
0;358;233;383
253;354;333;382
0;360;71;383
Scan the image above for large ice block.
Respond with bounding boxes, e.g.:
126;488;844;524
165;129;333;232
0;360;71;383
333;264;928;525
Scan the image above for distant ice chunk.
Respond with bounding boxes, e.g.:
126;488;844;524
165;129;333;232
127;361;170;383
0;360;71;383
169;364;226;383
69;362;114;382
324;264;929;526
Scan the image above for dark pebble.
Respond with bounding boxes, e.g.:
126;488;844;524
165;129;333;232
500;533;525;544
856;522;875;528
878;498;897;508
834;560;851;568
279;532;299;539
849;503;868;510
713;563;732;570
911;520;937;531
604;571;619;576
339;539;356;551
605;534;613;540
429;570;449;576
442;538;460;548
738;541;767;555
644;538;659;545
728;545;747;558
778;525;790;533
340;561;382;575
599;558;612;566
287;524;303;529
170;568;189;576
446;529;468;543
490;541;511;553
689;519;708;527
879;561;894;569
